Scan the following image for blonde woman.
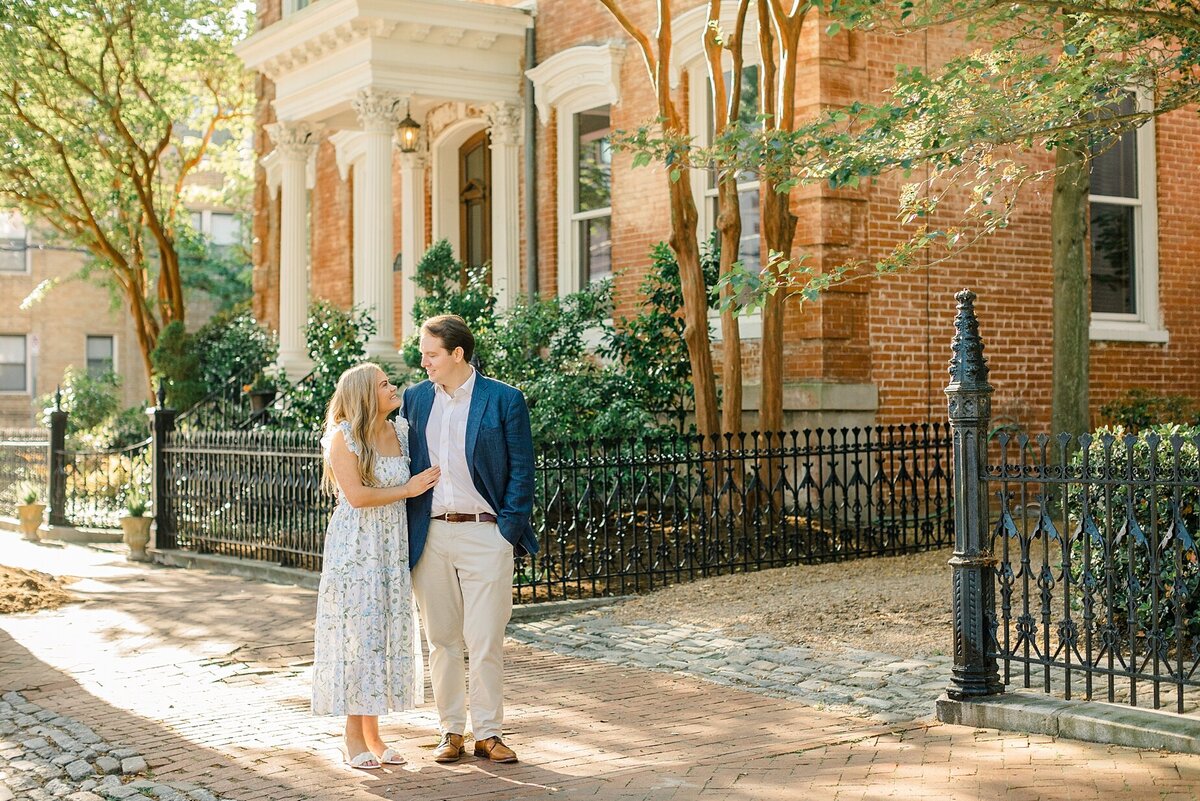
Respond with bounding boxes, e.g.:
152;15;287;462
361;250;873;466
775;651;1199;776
312;363;440;770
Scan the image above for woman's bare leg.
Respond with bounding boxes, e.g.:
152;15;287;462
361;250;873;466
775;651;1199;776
345;716;378;766
361;715;388;756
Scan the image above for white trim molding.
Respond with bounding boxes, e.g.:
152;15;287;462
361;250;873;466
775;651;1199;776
1089;88;1164;343
525;42;625;125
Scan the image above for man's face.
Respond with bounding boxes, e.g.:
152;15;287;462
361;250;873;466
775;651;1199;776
419;333;462;385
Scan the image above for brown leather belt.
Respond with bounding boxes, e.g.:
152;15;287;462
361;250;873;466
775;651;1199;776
433;512;497;524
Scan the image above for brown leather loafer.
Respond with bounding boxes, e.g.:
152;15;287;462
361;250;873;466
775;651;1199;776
433;732;465;763
473;736;518;763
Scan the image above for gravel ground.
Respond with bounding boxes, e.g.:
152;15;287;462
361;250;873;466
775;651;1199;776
612;547;954;658
0;565;76;614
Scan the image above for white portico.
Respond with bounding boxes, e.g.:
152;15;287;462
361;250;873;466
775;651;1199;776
237;0;532;373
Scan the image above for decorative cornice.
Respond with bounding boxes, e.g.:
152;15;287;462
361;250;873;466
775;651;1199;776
525;42;624;125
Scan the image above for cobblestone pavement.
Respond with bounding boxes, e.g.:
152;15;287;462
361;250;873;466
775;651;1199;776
2;532;1200;801
508;612;950;724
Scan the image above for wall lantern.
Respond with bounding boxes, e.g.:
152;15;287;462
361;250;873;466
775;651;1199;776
396;113;421;153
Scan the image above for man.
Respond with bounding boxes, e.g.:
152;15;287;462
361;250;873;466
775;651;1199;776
403;314;538;764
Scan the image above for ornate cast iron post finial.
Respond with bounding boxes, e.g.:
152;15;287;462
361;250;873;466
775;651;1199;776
943;289;1003;702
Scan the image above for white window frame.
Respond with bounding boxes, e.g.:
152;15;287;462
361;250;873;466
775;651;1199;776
685;55;763;341
0;334;30;395
568;108;613;292
283;0;312;17
526;43;624;297
0;212;31;275
86;334;117;378
1089;88;1164;343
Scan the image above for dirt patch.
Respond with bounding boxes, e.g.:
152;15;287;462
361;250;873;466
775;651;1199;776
0;566;77;614
612;547;954;658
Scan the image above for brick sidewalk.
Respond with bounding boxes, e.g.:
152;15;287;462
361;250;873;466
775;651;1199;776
2;533;1199;801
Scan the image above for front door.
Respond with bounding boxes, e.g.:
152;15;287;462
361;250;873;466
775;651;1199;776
459;130;491;281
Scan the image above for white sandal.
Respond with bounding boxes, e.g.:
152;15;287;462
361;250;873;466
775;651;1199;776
346;751;382;770
376;747;405;765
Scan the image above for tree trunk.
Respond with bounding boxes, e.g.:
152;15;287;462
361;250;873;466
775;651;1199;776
759;184;795;436
668;176;721;442
1051;143;1091;444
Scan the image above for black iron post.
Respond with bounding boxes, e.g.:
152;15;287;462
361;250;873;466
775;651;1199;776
47;387;69;527
945;289;1004;699
150;381;177;550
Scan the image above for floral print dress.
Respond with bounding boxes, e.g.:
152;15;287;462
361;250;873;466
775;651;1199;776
311;418;424;716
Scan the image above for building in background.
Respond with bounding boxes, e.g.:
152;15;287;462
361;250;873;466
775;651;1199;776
237;0;1200;431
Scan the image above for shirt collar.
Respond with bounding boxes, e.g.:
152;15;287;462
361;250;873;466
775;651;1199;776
435;367;476;402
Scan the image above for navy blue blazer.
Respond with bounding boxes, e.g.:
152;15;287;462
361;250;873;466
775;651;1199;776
402;374;538;569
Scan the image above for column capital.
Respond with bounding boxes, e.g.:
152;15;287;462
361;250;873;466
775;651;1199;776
265;120;323;161
485;102;522;146
353;88;402;133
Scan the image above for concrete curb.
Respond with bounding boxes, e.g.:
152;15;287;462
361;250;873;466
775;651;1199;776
0;516;123;544
146;548;631;622
936;691;1200;754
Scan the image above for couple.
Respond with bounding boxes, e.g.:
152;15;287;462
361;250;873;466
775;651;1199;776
310;314;538;771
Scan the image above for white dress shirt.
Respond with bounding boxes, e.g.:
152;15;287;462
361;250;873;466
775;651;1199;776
426;369;495;517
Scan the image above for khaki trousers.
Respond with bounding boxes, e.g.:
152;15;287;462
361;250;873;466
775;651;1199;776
412;519;513;740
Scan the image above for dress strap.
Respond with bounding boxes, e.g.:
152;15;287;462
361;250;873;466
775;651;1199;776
321;420;362;457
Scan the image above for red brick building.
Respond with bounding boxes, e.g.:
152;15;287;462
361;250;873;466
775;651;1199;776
238;0;1200;431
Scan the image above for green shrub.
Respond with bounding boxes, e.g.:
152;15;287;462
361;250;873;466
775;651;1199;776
39;368;122;434
150;321;207;411
1099;389;1200;432
402;239;497;369
1068;424;1200;642
273;300;376;431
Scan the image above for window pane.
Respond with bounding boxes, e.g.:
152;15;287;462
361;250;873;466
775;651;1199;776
1091;203;1136;314
1090;93;1138;199
738;187;761;272
210;213;239;246
189;211;203;232
579;215;612;284
467;202;485;267
0;211;26;272
576;106;612;213
87;336;114;378
0;335;26;392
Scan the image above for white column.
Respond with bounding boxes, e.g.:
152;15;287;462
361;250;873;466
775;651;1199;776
264;120;321;376
398;149;428;340
352;158;367;311
352;89;401;362
487;102;522;309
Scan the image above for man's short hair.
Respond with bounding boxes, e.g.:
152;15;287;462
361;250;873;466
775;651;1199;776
421;314;475;362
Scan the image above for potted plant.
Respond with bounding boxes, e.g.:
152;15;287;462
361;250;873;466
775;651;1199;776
16;483;45;542
120;494;152;562
243;372;277;413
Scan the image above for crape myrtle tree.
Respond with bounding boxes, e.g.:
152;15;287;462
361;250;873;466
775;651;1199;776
603;0;813;437
709;0;1200;438
597;0;722;443
0;0;251;395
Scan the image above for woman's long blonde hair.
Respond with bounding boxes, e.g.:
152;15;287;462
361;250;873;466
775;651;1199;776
321;363;387;495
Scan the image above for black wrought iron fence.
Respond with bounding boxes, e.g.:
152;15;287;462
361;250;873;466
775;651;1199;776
0;429;48;509
945;289;1200;716
158;429;332;570
520;425;952;601
987;430;1200;713
58;438;152;528
150;420;953;601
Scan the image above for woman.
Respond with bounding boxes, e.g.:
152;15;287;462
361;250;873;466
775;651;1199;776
312;363;440;770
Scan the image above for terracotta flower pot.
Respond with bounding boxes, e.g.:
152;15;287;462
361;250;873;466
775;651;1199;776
17;503;45;542
121;515;152;561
